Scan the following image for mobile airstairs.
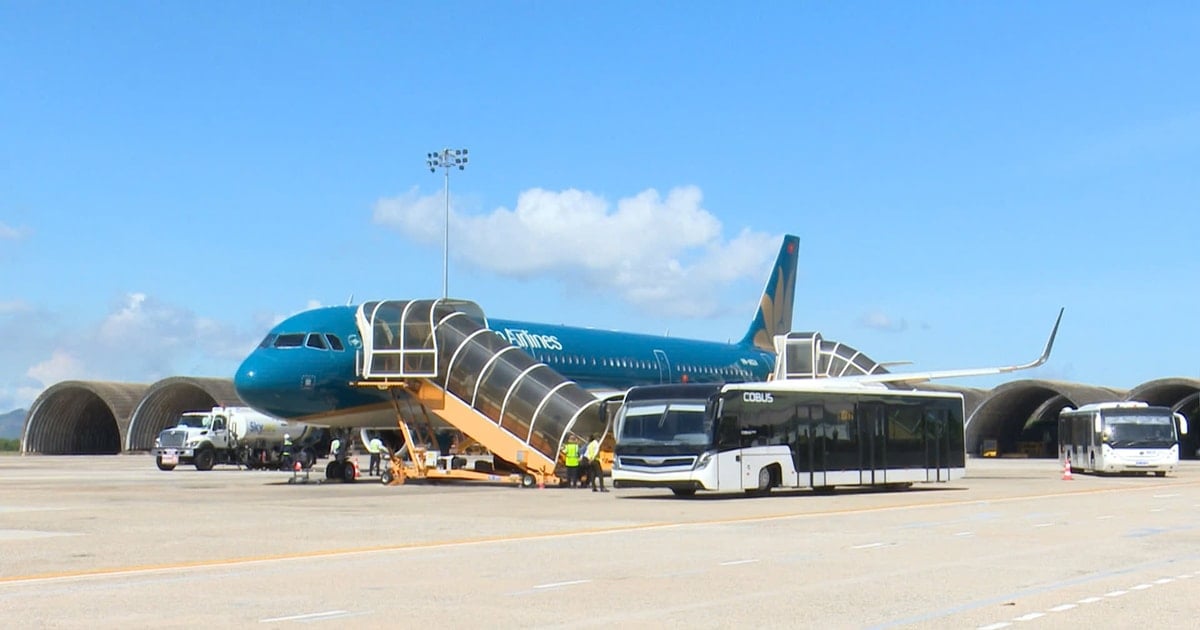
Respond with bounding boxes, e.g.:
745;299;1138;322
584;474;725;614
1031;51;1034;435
354;299;607;487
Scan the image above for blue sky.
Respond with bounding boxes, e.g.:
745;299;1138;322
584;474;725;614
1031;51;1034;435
2;2;1198;412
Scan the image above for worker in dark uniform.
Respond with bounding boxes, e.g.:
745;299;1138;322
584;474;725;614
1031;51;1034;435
586;434;607;492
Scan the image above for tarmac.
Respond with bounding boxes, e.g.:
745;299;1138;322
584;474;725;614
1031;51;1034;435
1;454;1198;628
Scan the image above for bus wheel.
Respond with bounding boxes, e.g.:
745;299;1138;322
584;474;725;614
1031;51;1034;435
671;488;696;497
757;467;773;492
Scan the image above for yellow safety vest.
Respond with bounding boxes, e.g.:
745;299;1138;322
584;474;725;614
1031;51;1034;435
564;442;580;467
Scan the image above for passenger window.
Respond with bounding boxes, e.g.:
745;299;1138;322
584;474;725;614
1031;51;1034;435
305;333;328;350
274;334;305;348
325;334;345;351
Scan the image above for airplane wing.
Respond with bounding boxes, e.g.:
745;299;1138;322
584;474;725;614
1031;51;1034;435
828;308;1064;387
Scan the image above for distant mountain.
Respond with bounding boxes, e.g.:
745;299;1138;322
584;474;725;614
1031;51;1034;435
0;409;27;440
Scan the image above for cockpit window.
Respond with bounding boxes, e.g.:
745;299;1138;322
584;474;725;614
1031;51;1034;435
325;334;345;351
257;334;277;349
305;333;328;350
273;333;305;348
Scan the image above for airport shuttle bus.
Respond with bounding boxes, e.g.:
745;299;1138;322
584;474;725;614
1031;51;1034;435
610;381;966;496
1058;402;1188;476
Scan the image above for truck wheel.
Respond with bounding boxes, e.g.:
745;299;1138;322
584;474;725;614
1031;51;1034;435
155;457;176;472
520;473;536;488
194;448;216;471
341;462;357;483
671;488;696;497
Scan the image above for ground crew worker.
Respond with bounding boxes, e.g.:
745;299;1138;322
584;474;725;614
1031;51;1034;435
585;434;607;492
330;437;342;461
367;435;384;476
562;437;582;488
282;433;293;466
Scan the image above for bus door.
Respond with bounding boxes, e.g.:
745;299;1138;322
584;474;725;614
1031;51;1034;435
792;406;825;489
715;410;746;491
856;403;886;485
926;407;948;482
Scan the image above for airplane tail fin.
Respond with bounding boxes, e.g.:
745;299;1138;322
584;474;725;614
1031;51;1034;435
738;235;799;352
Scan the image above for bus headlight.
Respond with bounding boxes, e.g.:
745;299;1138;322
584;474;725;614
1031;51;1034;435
694;450;715;470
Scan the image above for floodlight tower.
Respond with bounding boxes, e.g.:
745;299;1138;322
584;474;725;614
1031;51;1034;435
426;148;468;299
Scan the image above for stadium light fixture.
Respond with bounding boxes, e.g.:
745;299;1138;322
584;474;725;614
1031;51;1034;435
426;148;469;299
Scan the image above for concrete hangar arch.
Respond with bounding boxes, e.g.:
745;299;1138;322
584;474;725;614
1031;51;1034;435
125;377;242;451
21;377;242;454
22;381;149;454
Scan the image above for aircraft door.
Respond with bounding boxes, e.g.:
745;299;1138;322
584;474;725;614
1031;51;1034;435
653;349;671;384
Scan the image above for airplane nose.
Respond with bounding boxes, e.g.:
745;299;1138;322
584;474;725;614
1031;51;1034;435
234;350;278;412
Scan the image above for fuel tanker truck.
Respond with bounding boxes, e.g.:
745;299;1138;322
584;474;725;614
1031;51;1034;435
152;406;318;471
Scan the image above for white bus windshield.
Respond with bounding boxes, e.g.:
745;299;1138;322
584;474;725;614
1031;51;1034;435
1103;412;1177;448
617;402;710;447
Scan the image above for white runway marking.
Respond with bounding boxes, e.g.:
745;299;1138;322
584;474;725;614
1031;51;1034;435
954;531;974;537
718;559;759;566
1048;604;1076;612
259;610;349;623
1077;597;1102;604
0;529;77;542
1130;583;1152;590
977;623;1010;630
1152;494;1180;498
1096;515;1114;520
850;542;889;549
1153;578;1173;584
1013;612;1044;621
1104;590;1128;597
1032;523;1053;528
533;579;590;589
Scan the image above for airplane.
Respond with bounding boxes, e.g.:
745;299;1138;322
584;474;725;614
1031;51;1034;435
233;234;801;431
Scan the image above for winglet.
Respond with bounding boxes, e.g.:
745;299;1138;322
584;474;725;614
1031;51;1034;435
1013;307;1064;372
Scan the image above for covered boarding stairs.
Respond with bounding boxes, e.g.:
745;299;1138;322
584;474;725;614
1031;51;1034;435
355;299;606;480
772;331;890;380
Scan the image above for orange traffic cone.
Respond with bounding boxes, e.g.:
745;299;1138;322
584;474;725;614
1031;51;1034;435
1062;457;1073;480
293;461;302;472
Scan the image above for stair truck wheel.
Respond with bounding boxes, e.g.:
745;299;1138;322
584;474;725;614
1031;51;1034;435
155;456;176;472
521;473;536;488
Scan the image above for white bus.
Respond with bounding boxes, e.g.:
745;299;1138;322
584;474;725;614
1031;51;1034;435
610;381;966;496
1058;402;1188;476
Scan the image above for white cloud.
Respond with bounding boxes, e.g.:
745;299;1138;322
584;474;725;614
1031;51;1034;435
26;350;88;384
0;221;27;241
373;186;781;317
0;293;267;410
0;300;31;314
859;311;909;333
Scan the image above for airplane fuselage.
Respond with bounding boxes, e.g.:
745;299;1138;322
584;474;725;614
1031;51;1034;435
234;307;776;429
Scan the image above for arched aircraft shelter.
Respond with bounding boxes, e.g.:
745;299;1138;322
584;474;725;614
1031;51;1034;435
22;381;149;454
125;377;244;451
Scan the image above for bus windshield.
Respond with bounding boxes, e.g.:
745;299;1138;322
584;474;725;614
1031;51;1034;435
616;401;711;453
1103;412;1177;448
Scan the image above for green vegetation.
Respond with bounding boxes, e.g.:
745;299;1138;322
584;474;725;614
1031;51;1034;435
0;438;20;452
